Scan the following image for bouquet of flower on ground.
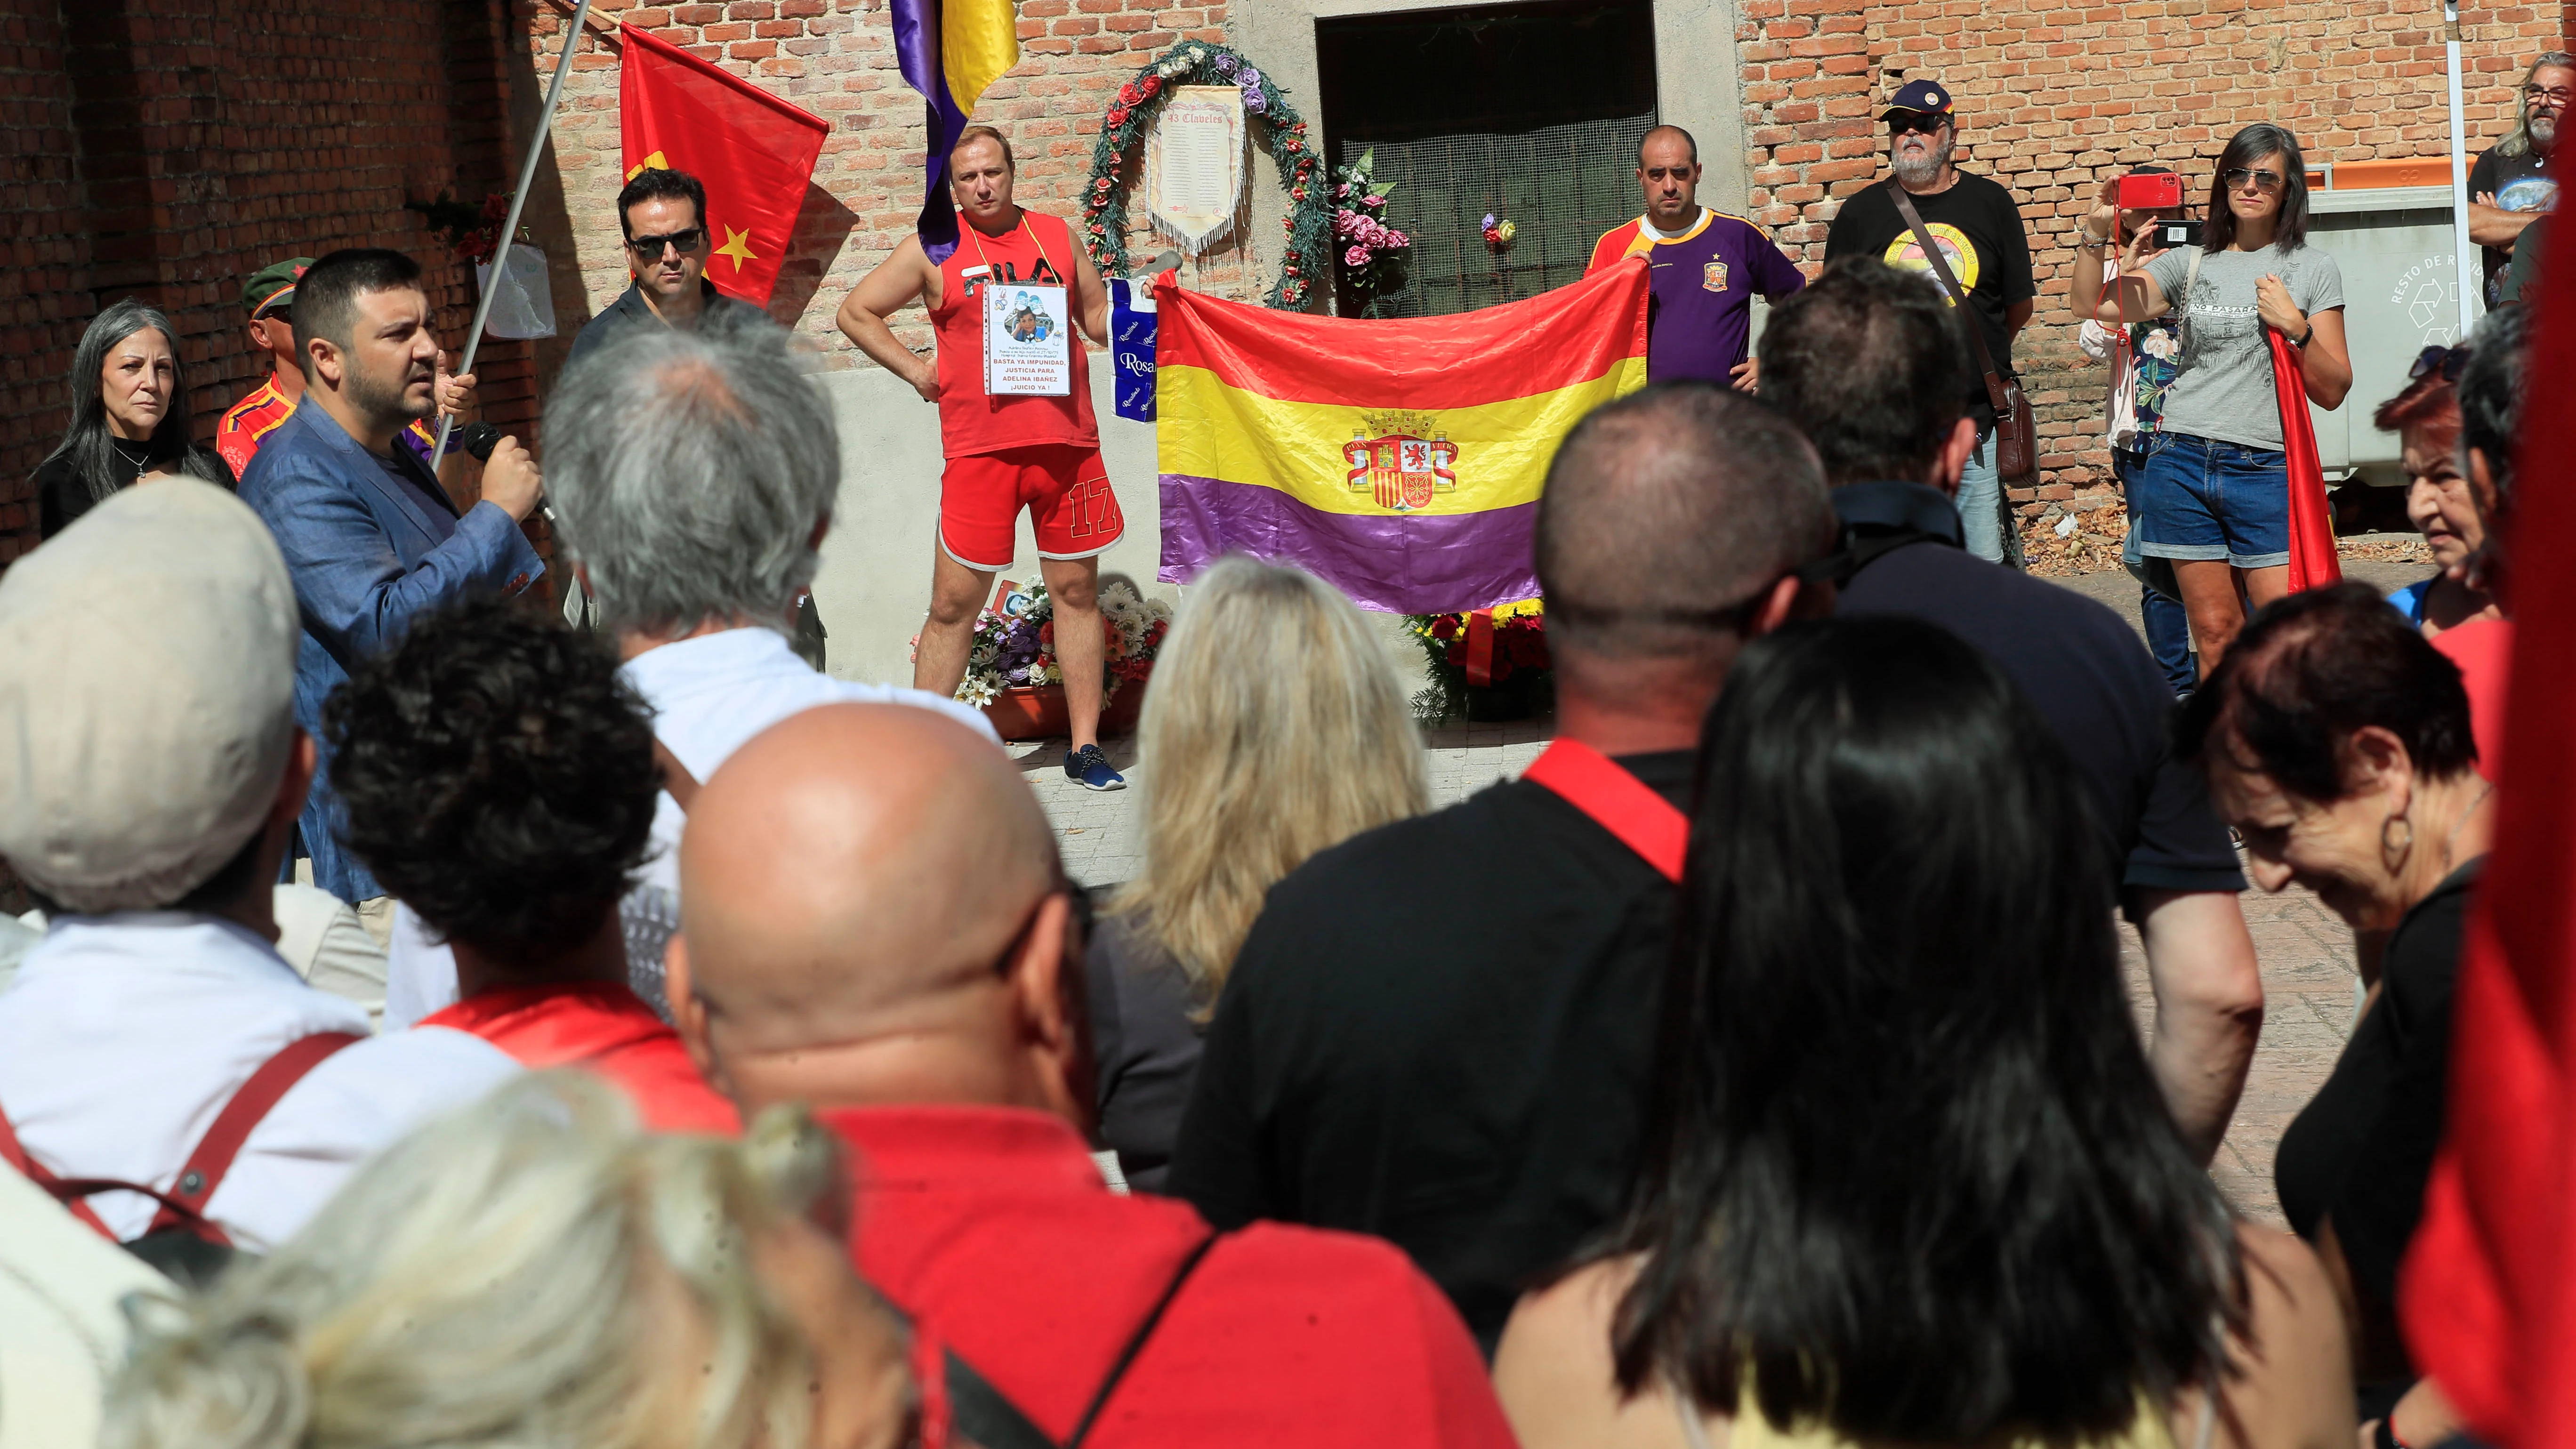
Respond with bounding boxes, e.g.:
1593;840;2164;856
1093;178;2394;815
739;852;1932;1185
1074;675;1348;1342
1402;600;1549;721
954;580;1173;710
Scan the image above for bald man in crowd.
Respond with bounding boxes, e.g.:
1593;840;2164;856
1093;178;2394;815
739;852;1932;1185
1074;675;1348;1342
669;705;1517;1449
1168;384;1838;1350
1586;124;1806;389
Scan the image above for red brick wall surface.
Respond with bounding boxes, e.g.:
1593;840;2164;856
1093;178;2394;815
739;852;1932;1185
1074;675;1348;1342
13;0;2566;561
1739;0;2565;522
518;0;1245;376
0;0;529;563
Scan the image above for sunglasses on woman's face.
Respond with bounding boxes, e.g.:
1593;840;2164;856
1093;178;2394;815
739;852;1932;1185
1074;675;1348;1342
627;228;707;260
2409;344;2472;383
2223;167;2286;194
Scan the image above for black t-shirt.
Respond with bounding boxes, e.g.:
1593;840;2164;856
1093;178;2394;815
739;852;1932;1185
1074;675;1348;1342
1824;172;2037;431
33;441;235;539
2275;860;2478;1321
1834;487;2244;899
369;439;459;521
1168;750;1691;1353
2468;146;2559;306
1083;906;1208;1196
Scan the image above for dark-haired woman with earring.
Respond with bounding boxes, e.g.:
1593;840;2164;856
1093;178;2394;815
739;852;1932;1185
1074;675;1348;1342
2069;123;2353;679
2178;583;2489;1446
31;298;233;539
1494;615;2354;1449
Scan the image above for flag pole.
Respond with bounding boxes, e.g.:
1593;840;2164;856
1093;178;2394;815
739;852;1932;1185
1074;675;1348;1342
431;0;597;470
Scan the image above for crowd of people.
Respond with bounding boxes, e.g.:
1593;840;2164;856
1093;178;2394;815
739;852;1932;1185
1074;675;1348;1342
0;59;2559;1449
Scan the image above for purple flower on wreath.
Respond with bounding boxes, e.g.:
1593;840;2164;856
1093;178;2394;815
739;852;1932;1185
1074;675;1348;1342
1213;52;1237;75
1241;84;1267;115
1238;66;1260;88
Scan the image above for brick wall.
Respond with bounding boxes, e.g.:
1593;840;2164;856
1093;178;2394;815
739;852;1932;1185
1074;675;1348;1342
1740;0;2566;527
0;0;530;564
10;0;2561;563
518;0;1243;378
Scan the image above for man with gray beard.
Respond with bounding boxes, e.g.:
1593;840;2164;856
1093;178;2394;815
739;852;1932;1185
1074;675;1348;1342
1824;80;2035;564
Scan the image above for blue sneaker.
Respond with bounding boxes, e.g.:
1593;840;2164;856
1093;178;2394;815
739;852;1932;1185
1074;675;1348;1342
1066;743;1126;791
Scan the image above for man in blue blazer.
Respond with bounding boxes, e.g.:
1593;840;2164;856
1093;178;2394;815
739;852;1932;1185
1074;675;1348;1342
240;249;547;913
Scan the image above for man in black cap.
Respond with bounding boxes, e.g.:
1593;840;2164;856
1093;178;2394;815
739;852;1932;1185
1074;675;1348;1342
1824;79;2035;564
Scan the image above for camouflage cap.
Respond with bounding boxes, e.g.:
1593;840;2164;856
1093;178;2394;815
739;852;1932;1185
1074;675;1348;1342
242;258;315;318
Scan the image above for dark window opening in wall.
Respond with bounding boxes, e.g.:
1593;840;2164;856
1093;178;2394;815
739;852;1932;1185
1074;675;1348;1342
1316;0;1657;318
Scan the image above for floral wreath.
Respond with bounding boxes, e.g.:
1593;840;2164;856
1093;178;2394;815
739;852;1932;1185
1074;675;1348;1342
1080;41;1333;309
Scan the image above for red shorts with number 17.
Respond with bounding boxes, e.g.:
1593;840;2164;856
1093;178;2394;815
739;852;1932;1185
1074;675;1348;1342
939;444;1126;572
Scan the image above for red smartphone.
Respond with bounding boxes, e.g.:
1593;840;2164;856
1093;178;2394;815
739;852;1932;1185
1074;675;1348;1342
2116;172;2186;210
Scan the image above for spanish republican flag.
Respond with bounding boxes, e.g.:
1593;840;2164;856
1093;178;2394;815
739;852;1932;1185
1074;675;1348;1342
1154;261;1651;614
619;26;828;308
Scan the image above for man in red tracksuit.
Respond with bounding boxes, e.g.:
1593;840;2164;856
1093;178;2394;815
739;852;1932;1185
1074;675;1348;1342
670;704;1514;1449
837;124;1129;793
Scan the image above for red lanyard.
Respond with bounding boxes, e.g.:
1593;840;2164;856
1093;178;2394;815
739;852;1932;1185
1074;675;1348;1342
1521;738;1689;883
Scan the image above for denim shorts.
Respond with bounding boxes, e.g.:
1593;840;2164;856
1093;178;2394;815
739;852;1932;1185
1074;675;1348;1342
2132;432;2289;570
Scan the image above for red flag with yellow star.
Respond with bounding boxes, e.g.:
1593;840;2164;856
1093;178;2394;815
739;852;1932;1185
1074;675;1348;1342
618;26;827;308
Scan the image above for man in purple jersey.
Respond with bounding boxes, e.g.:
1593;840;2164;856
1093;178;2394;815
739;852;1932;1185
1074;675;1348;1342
1586;125;1807;390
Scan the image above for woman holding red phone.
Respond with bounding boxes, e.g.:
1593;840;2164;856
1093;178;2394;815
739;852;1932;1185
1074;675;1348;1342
2068;125;2353;677
2074;165;2196;696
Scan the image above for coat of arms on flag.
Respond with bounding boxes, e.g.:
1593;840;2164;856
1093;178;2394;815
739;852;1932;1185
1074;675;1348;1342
1343;411;1459;512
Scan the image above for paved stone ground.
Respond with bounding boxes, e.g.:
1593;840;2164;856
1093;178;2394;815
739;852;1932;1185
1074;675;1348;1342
1023;556;2435;1224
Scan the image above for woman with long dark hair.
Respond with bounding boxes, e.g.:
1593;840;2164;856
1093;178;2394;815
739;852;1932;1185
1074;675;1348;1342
1493;616;2353;1449
2068;124;2353;679
32;298;233;539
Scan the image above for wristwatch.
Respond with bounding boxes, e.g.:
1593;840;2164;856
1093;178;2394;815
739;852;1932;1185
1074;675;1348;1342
2290;321;2314;347
2074;227;2112;250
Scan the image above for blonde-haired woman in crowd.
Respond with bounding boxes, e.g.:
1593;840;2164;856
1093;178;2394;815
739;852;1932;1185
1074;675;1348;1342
102;1075;913;1449
1092;556;1428;1192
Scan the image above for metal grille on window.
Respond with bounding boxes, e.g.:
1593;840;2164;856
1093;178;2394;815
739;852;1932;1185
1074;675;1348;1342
1317;0;1659;320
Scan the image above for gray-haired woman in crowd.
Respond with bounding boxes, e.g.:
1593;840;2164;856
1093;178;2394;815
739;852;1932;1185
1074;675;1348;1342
1089;556;1428;1191
103;1074;914;1449
32;299;233;539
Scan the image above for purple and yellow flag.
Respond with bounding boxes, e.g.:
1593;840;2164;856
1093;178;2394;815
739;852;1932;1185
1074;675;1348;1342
1154;261;1651;613
889;0;1021;265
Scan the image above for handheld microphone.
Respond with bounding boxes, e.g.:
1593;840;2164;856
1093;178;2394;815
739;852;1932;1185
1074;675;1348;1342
452;422;506;461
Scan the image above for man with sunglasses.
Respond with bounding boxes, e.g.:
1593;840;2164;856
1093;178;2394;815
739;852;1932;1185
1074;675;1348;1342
2469;52;2569;307
217;257;476;490
1823;79;2036;566
564;168;768;368
566;168;817;664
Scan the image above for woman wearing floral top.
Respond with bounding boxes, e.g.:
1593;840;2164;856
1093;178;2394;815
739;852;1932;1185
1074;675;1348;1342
2077;168;2195;697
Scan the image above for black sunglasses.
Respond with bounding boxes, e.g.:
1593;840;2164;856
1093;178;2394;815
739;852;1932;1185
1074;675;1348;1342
255;304;292;325
1888;113;1950;136
2409;344;2472;383
627;228;707;259
2222;167;2287;193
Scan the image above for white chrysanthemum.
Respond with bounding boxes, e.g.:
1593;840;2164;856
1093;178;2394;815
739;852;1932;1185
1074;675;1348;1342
957;674;1001;708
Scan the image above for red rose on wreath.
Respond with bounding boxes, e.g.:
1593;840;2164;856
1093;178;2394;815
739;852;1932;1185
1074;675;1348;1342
1108;106;1129;127
1118;82;1140;105
1430;616;1460;640
1444;639;1467;665
1093;177;1112;193
1140;74;1161;98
